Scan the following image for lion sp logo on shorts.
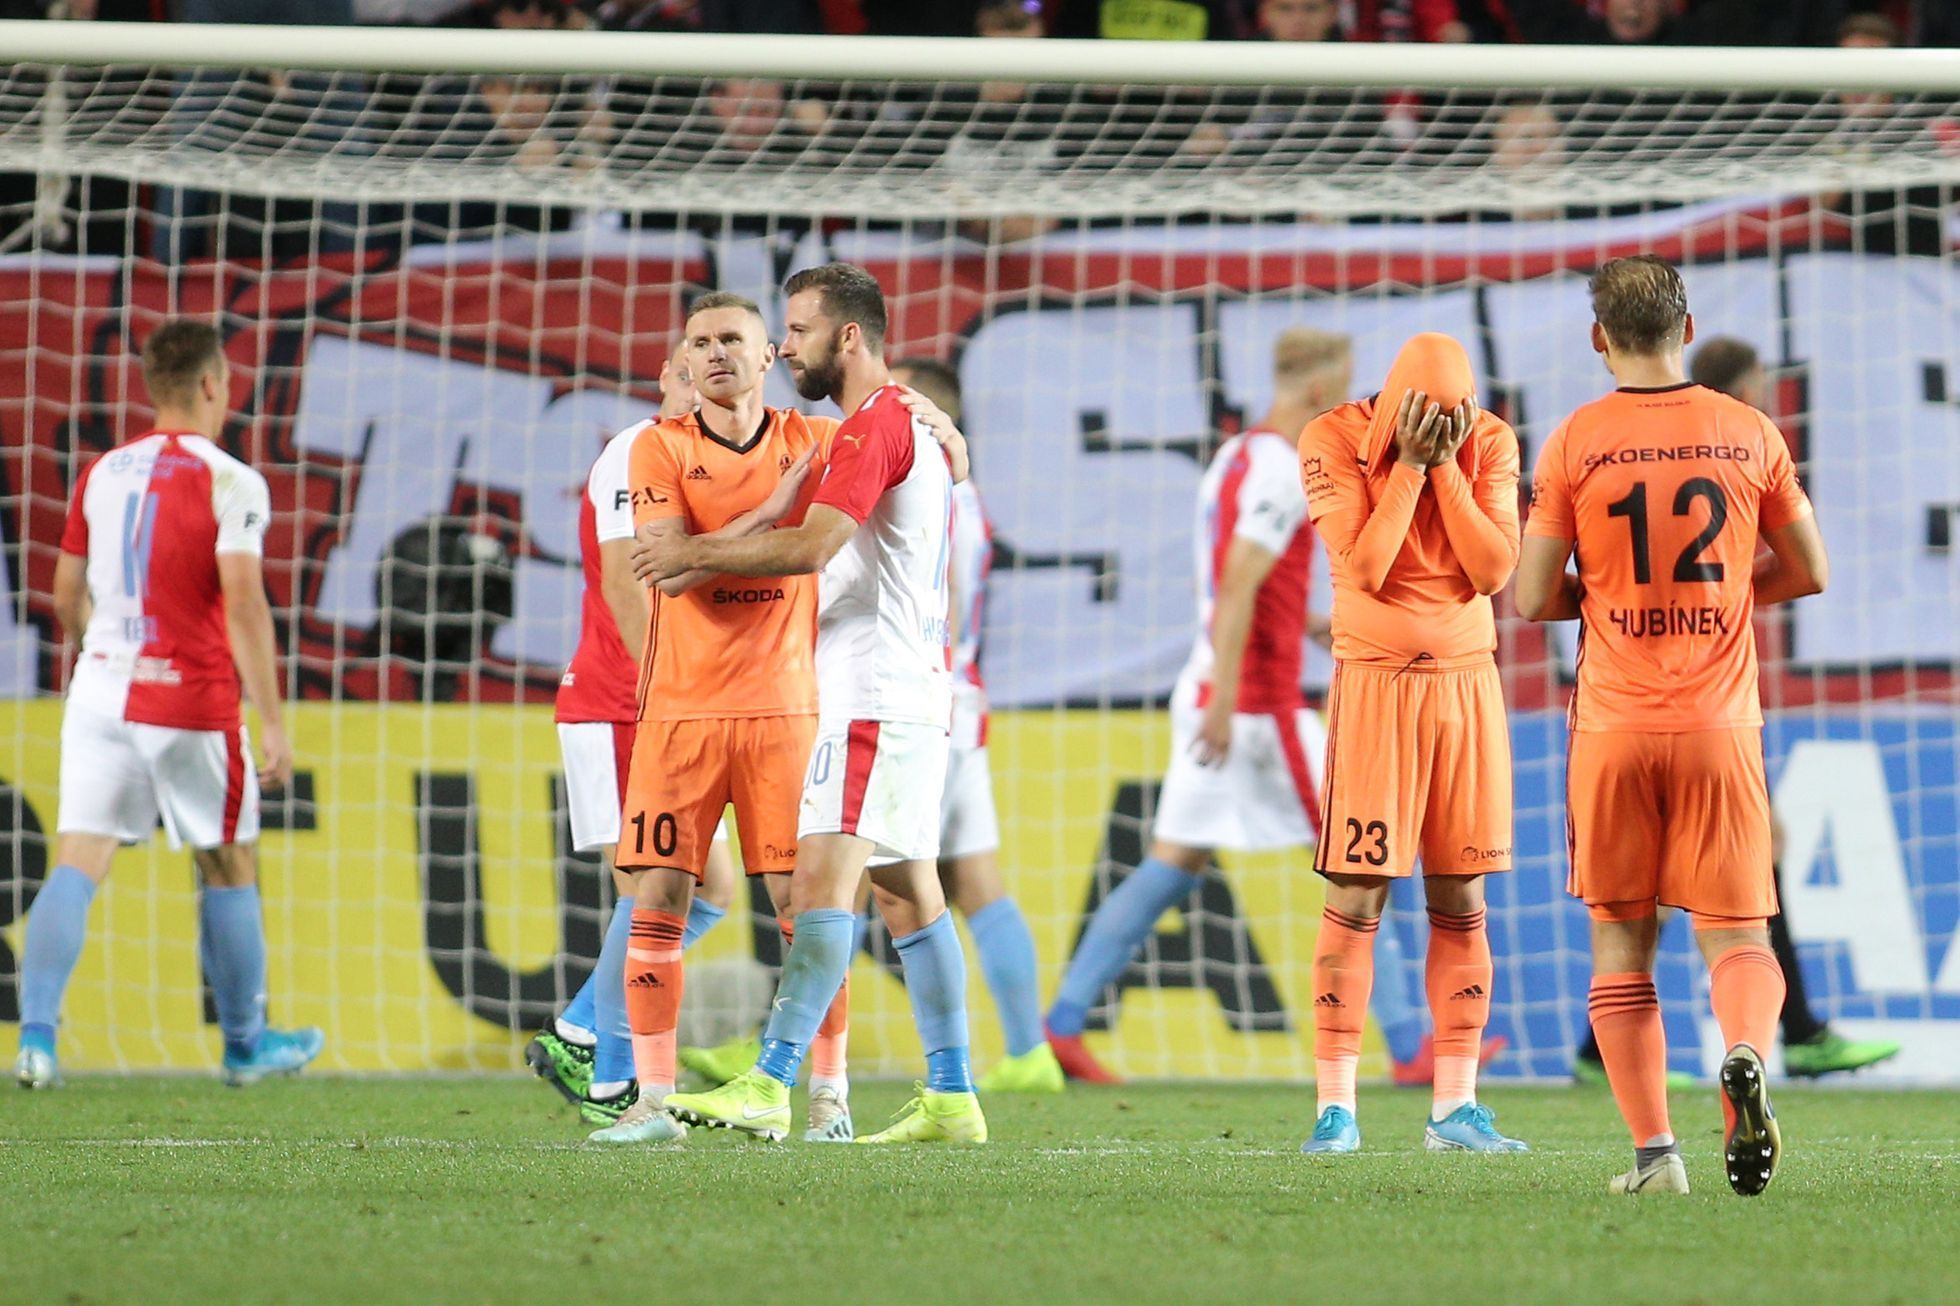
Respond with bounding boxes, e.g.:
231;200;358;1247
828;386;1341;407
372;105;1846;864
1459;844;1511;863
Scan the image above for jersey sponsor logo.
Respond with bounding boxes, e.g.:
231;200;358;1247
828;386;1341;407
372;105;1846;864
1608;605;1733;638
613;489;632;511
132;656;183;685
631;487;669;508
763;842;795;862
711;586;786;604
1457;844;1510;864
686;464;712;481
1581;444;1751;471
1300;455;1334;500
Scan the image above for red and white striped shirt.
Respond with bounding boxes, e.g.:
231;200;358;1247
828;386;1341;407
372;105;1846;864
1183;427;1314;713
60;431;271;731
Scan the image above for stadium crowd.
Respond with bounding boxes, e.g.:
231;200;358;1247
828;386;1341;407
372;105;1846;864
0;0;1953;259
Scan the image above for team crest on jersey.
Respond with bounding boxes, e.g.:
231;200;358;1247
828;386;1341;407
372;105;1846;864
779;454;792;471
686;465;712;481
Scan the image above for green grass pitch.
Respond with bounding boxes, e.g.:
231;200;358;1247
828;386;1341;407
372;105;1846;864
5;1077;1958;1305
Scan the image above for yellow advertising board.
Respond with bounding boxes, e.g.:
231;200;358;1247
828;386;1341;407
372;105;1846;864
1;701;1369;1078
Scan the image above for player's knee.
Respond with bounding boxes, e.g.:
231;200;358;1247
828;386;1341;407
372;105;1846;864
1322;873;1388;920
195;842;257;889
1422;874;1484;917
53;833;118;884
1147;840;1210;876
635;866;696;916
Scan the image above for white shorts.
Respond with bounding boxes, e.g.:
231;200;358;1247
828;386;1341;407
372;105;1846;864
57;703;260;850
557;720;633;853
800;718;948;863
1153;681;1326;852
939;742;1000;860
560;720;729;855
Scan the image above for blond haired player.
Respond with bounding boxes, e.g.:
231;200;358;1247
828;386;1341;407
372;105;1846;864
525;358;745;1125
17;320;322;1089
658;263;987;1146
584;292;851;1146
1516;256;1828;1197
1043;329;1350;1085
1297;332;1527;1154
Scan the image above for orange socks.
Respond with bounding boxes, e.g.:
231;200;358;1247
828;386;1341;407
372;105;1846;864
1425;906;1491;1116
1312;907;1378;1113
1589;972;1672;1145
780;916;851;1093
1708;942;1784;1056
625;908;685;1099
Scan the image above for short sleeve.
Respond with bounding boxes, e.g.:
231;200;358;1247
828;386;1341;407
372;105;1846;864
59;458;95;556
1757;416;1813;532
813;407;916;524
589;427;639;543
629;421;685;529
1233;436;1309;555
213;461;271;557
1523;420;1576;542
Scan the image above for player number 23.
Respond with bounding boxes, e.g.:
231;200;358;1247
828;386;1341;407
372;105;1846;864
1343;818;1389;867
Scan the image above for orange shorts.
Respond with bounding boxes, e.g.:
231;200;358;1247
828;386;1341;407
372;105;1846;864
617;714;816;878
1315;657;1513;878
1565;726;1776;919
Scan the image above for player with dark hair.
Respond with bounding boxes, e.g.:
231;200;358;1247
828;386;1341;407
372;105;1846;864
890;356;1061;1094
655;263;990;1145
17;319;323;1089
1517;256;1830;1196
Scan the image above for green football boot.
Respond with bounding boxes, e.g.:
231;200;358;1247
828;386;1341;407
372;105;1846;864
1782;1028;1901;1079
678;1034;762;1088
856;1085;988;1145
977;1043;1065;1095
664;1069;791;1142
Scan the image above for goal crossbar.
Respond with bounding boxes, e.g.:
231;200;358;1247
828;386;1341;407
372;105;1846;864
4;21;1960;93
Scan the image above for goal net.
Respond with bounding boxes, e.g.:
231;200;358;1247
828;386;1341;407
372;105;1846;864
2;27;1957;1081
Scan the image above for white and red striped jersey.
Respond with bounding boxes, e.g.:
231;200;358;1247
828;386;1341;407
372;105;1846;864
811;384;954;730
556;421;647;725
1181;427;1313;714
948;477;992;749
59;431;271;731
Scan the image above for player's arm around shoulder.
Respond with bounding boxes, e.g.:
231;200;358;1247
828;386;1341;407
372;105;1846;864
1514;418;1581;622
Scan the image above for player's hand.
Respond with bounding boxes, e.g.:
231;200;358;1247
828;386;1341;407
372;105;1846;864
657;357;697;420
631;523;695;584
1431;398;1477;468
1194;697;1233;765
756;444;817;526
897;385;971;483
1308;608;1334;651
1393;389;1446;468
257;719;295;791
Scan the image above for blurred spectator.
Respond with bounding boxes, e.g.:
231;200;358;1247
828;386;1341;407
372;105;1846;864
697;0;825;31
1856;1;1960;46
1255;0;1342;40
1347;0;1471;42
1481;97;1568;218
939;0;1067;244
1820;8;1950;256
1048;0;1251;40
356;0;479;19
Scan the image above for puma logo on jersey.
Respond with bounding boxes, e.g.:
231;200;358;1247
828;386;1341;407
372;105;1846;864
839;432;866;448
687;465;713;481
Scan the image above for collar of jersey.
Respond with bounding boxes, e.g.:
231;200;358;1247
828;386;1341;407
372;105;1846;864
692;406;773;456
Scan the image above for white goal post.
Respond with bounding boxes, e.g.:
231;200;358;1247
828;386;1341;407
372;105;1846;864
2;26;1958;1082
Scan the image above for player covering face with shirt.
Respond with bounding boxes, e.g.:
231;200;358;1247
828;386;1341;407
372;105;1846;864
1297;332;1528;1155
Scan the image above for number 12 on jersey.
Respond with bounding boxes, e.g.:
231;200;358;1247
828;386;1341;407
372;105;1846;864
1605;478;1728;584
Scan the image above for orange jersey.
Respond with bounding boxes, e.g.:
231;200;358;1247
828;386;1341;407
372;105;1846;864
628;407;839;721
1300;339;1521;665
1525;383;1813;733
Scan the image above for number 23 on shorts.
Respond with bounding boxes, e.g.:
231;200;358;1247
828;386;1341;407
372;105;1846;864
1341;816;1389;868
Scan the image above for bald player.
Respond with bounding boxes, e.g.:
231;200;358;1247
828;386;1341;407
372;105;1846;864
1516;257;1829;1197
1297;332;1528;1155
